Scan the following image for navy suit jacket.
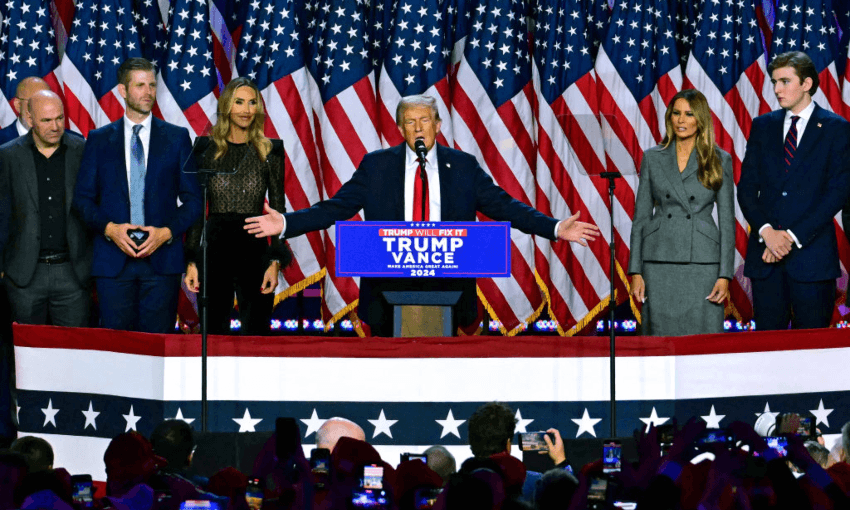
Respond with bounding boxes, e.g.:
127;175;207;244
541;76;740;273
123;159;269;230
0;122;21;147
738;104;850;281
284;143;559;327
72;117;202;277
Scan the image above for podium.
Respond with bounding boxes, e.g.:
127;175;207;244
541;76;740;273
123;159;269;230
382;291;462;337
336;221;512;337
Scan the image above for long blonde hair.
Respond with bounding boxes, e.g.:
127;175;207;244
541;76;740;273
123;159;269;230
662;89;723;191
211;77;272;161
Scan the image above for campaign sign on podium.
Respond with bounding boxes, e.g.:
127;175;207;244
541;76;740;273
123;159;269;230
335;221;511;278
336;221;511;336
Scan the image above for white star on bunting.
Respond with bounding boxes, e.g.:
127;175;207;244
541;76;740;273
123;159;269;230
301;408;326;438
701;405;725;429
233;408;263;432
639;407;670;432
82;401;100;430
368;409;398;439
436;409;465;439
571;408;602;438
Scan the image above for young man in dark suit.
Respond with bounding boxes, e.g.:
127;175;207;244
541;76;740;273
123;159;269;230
245;95;599;335
73;58;202;333
738;51;850;330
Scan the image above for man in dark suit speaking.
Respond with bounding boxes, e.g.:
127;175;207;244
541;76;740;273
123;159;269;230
738;52;850;330
245;95;599;335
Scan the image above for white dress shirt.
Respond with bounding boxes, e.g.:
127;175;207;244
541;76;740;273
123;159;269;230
278;144;565;239
15;119;28;137
757;100;814;248
404;144;442;221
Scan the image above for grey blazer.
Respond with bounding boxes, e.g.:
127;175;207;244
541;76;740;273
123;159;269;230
628;141;735;279
0;132;92;287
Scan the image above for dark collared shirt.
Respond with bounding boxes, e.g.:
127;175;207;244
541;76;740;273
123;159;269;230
31;138;69;256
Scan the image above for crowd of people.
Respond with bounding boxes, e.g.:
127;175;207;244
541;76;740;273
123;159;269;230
2;402;850;510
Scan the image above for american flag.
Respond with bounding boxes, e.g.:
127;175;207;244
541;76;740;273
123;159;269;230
13;324;850;482
0;0;60;127
449;0;545;335
684;0;777;323
209;0;244;86
133;0;168;72
10;0;850;331
771;0;850;316
671;0;698;68
375;0;454;147
531;0;612;335
234;0;327;304
581;0;610;60
594;0;683;321
771;0;843;114
304;0;381;332
49;0;75;56
60;0;142;136
156;0;217;137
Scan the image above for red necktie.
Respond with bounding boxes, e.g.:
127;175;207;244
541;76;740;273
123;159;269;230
413;159;429;221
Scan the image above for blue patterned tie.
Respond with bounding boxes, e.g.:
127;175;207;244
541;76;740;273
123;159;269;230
783;115;799;172
130;124;146;226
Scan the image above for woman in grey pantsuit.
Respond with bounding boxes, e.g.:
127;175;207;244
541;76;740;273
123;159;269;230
628;89;735;336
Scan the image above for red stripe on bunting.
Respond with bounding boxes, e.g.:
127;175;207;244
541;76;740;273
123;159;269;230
13;323;850;359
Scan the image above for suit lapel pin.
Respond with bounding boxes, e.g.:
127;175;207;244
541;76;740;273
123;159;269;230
446;163;451;168
818;123;822;128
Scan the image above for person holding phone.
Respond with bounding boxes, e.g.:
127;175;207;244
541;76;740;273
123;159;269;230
628;89;735;336
183;77;291;336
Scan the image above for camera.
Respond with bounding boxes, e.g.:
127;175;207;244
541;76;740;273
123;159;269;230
694;429;734;451
401;452;428;464
310;448;331;489
351;464;389;509
518;431;553;452
245;478;263;510
602;439;622;473
71;474;94;509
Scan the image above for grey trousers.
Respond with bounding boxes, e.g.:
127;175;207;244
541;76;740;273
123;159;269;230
4;262;89;327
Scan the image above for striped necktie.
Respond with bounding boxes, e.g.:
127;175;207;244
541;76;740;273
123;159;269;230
783;115;800;171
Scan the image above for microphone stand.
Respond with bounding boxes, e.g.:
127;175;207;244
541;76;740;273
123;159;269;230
600;170;621;437
188;137;245;432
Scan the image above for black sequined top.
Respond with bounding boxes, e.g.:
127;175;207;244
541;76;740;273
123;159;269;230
185;139;289;265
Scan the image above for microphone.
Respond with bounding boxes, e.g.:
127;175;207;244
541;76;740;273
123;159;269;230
414;138;428;169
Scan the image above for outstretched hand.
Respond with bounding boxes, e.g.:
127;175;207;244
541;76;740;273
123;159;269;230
245;203;284;238
557;212;600;246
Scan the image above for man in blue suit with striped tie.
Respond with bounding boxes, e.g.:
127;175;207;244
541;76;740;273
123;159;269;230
738;51;850;330
73;58;202;333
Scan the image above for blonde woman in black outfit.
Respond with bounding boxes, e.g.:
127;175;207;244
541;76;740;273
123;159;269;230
184;77;291;335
